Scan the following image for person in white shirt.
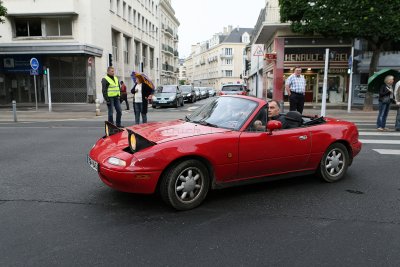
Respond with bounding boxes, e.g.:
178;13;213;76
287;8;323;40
394;80;400;131
131;74;153;124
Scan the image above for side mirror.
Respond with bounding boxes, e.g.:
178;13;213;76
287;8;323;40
266;120;282;134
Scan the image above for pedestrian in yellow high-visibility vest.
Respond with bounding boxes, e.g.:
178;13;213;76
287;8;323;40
101;66;123;127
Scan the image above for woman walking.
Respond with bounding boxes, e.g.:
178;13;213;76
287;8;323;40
376;75;394;131
131;74;153;124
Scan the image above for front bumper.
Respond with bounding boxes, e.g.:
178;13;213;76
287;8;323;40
98;165;162;194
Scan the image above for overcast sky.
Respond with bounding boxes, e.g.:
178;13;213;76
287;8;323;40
172;0;265;58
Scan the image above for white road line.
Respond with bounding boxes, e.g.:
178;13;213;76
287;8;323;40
359;139;400;144
359;132;400;136
373;149;400;155
355;123;395;126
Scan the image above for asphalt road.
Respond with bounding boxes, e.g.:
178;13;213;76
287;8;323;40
1;101;400;266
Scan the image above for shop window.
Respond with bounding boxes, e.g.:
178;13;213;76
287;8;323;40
15;19;42;37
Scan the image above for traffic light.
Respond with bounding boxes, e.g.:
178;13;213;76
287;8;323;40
245;60;251;71
43;66;47;75
108;53;113;66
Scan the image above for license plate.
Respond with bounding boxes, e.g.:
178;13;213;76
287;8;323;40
87;155;98;171
159;100;167;103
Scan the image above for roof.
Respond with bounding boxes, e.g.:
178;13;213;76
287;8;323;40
222;28;253;43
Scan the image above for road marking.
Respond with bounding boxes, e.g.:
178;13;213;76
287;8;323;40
355;123;395;126
359;139;400;144
359;132;400;136
373;149;400;155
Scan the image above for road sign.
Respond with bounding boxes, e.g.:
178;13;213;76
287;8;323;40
30;69;39;76
265;53;277;60
253;46;264;57
30;58;39;70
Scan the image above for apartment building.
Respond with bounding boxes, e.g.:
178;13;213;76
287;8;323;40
159;0;179;85
184;26;252;91
0;0;179;104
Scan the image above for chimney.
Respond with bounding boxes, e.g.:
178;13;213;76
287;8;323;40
228;25;233;32
223;27;227;34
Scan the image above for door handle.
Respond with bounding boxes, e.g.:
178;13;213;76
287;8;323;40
298;135;308;140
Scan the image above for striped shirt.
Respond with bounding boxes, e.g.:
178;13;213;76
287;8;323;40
286;74;306;94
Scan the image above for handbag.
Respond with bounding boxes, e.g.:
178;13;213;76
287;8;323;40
382;95;391;104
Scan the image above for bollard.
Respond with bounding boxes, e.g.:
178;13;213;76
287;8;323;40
12;100;17;122
95;98;101;116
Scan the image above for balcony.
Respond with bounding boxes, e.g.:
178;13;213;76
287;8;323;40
220;53;233;59
253;7;290;44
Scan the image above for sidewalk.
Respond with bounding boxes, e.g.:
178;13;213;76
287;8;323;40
0;101;396;123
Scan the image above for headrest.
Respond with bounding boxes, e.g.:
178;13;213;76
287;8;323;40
285;111;303;122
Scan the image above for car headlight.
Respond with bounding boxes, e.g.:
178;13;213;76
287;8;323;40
152;95;156;101
187;93;191;97
169;96;176;101
104;121;123;138
129;131;137;151
108;157;126;167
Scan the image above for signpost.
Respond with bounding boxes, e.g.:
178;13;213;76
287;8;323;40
30;58;39;111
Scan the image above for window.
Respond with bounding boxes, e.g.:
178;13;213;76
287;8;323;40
123;37;130;64
45;18;72;36
225;48;232;55
15;19;42;37
225;70;233;77
226;59;232;65
123;1;126;19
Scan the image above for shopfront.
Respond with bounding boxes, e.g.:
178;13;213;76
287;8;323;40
283;45;352;103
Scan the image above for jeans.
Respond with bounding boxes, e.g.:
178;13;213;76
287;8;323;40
376;102;390;128
120;94;129;110
107;97;122;126
134;102;147;124
395;106;400;130
289;92;305;114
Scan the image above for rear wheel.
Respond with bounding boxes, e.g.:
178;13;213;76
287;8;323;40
318;143;349;182
160;160;210;210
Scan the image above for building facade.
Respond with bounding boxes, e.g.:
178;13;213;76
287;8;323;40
184;26;252;91
0;0;179;104
251;0;400;106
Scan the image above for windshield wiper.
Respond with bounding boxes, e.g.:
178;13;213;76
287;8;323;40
193;120;218;128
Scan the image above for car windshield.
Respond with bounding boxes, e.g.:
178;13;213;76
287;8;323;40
159;85;177;93
180;86;192;92
222;85;244;91
187;97;258;130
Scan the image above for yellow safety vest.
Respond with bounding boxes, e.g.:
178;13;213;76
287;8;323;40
104;76;120;97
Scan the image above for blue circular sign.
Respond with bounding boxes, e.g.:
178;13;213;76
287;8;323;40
30;58;39;70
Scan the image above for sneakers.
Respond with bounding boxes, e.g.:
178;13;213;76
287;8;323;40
377;127;384;131
384;127;391;131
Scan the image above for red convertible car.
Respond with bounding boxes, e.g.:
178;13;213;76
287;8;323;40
87;95;362;210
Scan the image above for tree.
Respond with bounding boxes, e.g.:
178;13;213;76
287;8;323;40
279;0;400;110
0;0;7;24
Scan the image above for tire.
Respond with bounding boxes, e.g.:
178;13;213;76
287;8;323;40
318;143;349;182
180;98;184;107
173;99;178;108
152;104;156;109
160;159;210;210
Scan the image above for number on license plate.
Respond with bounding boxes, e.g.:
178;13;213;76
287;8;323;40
159;100;167;103
87;155;98;171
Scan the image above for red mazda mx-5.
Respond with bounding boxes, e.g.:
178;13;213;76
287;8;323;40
87;95;362;210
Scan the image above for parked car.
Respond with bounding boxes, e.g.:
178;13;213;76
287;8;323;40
151;85;184;108
179;85;196;103
219;84;249;96
194;87;201;101
87;95;362;210
208;87;216;97
199;87;209;99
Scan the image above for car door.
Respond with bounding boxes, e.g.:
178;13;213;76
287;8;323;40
237;128;311;179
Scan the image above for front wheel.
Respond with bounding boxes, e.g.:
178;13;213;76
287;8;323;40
318;143;349;182
160;160;210;210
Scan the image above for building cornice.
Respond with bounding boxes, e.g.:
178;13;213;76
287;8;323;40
0;43;103;56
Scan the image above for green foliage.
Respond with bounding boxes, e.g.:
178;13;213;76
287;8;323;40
279;0;400;45
0;0;7;24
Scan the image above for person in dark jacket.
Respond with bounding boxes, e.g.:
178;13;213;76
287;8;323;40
131;74;153;124
376;75;394;131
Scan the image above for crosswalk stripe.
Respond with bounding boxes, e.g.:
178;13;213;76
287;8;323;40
373;149;400;155
359;139;400;144
359;132;400;136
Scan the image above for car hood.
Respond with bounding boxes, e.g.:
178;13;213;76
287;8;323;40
154;92;176;98
126;120;230;144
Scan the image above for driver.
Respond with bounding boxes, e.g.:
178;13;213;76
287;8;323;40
254;100;285;130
